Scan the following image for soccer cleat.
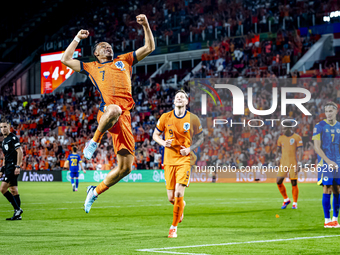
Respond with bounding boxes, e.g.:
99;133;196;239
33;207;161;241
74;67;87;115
72;185;75;192
281;199;291;209
324;222;337;228
6;209;23;221
84;186;97;213
75;188;78;192
179;201;186;223
83;139;99;160
168;228;177;238
292;204;297;209
331;221;340;228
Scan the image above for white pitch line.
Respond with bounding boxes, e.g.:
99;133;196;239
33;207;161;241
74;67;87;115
137;235;340;255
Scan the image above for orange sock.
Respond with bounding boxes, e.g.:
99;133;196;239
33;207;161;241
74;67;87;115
95;181;109;196
277;183;288;200
172;197;184;227
292;185;299;202
93;129;104;143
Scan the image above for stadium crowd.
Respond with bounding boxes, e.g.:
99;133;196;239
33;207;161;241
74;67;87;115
45;0;336;52
196;29;322;79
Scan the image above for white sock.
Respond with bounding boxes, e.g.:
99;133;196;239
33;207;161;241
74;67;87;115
170;225;177;230
325;218;332;224
332;216;338;222
293;202;297;206
284;198;290;202
93;189;98;197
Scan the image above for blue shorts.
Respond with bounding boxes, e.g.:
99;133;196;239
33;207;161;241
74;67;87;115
317;163;340;186
70;172;79;178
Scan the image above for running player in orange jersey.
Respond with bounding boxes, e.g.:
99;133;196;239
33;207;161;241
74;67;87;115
275;123;303;209
61;14;155;213
153;90;204;238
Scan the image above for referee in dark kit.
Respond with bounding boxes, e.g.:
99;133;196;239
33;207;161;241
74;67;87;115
0;119;23;220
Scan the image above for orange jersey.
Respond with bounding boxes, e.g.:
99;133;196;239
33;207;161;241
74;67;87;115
80;52;138;111
156;110;202;166
277;133;303;167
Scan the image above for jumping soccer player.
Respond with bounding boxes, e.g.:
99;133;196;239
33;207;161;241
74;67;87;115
64;146;86;192
153;90;204;238
313;101;340;228
0;119;23;220
61;14;155;213
275;124;303;209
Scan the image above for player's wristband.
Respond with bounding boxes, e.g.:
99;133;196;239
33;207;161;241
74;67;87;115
74;36;81;43
15;165;20;168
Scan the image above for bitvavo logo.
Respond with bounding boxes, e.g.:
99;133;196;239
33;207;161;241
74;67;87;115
22;171;54;182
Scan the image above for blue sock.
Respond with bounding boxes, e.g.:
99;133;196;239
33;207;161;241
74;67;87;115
75;178;79;189
71;178;74;186
333;194;340;218
322;194;331;219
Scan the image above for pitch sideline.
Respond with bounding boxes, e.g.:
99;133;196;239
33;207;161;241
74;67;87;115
137;234;340;254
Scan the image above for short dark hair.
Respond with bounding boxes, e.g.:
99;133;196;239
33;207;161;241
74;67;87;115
0;118;10;125
175;89;188;99
72;146;77;153
92;42;101;62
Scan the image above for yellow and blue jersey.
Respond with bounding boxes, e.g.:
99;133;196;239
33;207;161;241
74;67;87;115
312;119;340;185
312;120;340;163
66;154;82;172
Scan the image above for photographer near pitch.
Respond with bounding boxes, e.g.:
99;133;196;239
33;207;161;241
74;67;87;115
0;119;24;220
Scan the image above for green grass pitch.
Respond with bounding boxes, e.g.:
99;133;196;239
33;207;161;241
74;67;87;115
0;182;339;254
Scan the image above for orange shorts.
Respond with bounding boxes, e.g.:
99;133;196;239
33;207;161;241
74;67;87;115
164;164;191;190
97;109;135;155
277;165;298;180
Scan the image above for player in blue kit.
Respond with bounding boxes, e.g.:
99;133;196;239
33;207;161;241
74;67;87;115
313;102;340;228
64;146;86;192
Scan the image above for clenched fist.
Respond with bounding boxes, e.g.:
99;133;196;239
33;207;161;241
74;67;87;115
136;14;148;26
76;29;89;40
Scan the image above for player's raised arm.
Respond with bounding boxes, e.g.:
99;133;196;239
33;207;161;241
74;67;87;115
134;14;155;62
61;29;89;72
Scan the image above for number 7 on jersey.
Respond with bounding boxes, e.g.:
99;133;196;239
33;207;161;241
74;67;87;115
100;70;105;81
